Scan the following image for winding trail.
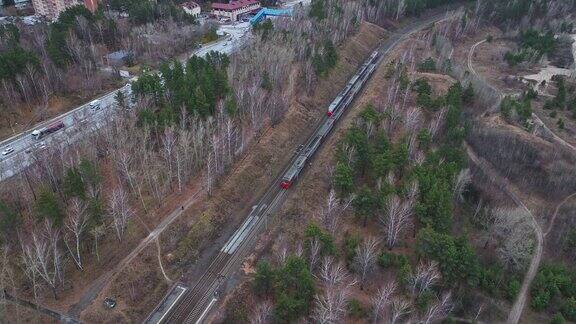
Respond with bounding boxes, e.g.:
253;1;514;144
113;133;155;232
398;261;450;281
467;39;503;110
468;39;576;152
465;143;543;324
466;39;543;324
544;192;576;237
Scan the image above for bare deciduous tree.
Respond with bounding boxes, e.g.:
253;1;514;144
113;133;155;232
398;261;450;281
0;245;15;305
90;224;106;262
421;292;453;324
250;300;273;324
381;195;413;249
108;186;134;241
453;168;471;201
353;236;379;289
312;285;351;324
372;281;397;324
491;208;535;270
409;261;441;296
320;257;352;288
390;296;412;324
309;237;322;272
20;222;63;299
320;189;353;236
64;198;88;270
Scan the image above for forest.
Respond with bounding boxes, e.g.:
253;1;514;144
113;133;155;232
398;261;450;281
0;1;204;139
2;0;576;322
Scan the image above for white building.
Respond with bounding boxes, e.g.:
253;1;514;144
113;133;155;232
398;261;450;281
31;0;96;21
180;1;200;17
211;0;260;21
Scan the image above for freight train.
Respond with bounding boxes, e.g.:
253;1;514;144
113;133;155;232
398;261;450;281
280;50;380;189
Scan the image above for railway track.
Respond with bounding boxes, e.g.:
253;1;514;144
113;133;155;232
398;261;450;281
145;10;456;324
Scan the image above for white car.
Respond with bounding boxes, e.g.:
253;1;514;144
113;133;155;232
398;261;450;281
89;100;101;111
2;147;14;155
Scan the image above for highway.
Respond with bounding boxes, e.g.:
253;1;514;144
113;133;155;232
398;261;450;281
0;21;252;182
144;11;454;324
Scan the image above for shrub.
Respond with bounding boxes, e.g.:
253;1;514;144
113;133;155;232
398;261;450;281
418;57;437;72
378;252;397;268
254;260;274;296
334;162;354;194
348;299;366;318
417;228;480;286
507;279;521;301
305;223;336;256
274;256;315;322
562;297;576;321
564;229;576;252
416;291;435;311
344;234;360;265
479;265;503;296
531;263;576;311
552;313;566;324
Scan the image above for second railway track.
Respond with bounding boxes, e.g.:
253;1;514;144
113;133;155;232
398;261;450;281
146;10;457;324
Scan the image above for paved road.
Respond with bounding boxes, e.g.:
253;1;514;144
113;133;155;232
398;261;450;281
0;22;252;182
145;11;456;324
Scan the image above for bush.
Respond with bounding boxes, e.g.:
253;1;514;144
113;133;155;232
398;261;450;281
254;261;274;296
479;265;503;296
416;291;435;311
552;313;566;324
36;188;64;227
417;228;480;286
309;0;326;20
562;297;576;321
507;279;521;301
344;234;360;265
305;223;336;256
273;256;315;323
564;229;576;252
531;263;576;312
347;299;366;318
378;251;398;268
418;57;437;72
312;40;338;76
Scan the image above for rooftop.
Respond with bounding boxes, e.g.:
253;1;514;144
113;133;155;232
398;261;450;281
211;0;259;11
180;1;199;10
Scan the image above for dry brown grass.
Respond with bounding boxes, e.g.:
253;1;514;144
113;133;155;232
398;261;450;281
81;245;169;323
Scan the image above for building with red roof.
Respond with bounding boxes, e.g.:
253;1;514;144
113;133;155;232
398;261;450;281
211;0;260;21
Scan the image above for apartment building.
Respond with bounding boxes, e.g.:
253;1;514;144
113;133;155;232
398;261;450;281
180;1;201;17
32;0;97;21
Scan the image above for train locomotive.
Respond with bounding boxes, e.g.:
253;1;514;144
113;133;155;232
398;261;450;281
279;50;381;189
